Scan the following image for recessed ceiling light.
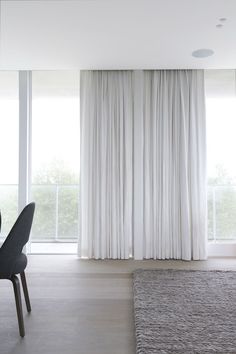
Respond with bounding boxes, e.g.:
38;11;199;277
192;49;214;58
216;24;223;28
219;18;227;22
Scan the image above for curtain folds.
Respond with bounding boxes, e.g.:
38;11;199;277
80;71;133;259
80;70;207;260
139;70;207;260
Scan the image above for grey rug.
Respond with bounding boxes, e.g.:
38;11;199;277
133;269;236;354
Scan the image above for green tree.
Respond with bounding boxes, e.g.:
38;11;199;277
33;159;79;185
208;163;236;241
208;164;236;186
31;159;79;241
0;186;18;237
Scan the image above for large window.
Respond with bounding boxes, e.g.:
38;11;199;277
0;70;80;254
30;71;80;252
206;70;236;241
1;69;235;252
0;72;19;238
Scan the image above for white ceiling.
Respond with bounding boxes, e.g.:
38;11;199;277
0;0;236;70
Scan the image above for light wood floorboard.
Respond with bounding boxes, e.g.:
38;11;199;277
0;256;236;354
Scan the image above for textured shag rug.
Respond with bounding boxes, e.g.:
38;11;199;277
133;269;236;354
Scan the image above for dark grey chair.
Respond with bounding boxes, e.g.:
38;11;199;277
0;203;35;337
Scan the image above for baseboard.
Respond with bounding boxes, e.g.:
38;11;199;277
208;242;236;257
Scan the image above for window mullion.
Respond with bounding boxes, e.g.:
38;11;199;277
18;71;32;214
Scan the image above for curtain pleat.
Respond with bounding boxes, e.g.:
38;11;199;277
80;70;207;260
138;70;207;260
80;71;133;259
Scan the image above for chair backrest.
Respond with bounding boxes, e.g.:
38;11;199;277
0;203;35;259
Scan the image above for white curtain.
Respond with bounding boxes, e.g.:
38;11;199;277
80;71;133;259
135;70;207;260
80;70;207;260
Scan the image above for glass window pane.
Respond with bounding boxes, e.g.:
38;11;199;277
215;187;236;240
207;187;214;241
58;186;79;238
206;69;236;241
31;185;57;239
0;72;19;238
31;71;80;242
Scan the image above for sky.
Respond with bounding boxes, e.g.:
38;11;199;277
0;70;80;185
0;73;235;185
32;98;80;182
206;97;236;180
0;97;80;184
0;99;19;184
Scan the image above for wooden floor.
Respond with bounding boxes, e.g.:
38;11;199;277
0;256;236;354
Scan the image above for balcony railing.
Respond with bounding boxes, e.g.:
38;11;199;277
0;184;79;242
31;184;80;241
1;184;236;242
208;185;236;241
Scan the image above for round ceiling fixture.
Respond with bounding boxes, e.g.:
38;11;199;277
219;18;227;22
216;24;223;28
192;49;214;58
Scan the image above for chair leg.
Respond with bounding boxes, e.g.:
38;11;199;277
20;271;31;313
11;275;25;337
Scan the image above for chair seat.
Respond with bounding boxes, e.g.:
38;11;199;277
0;253;27;279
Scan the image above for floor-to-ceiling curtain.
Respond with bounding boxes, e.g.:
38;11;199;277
80;71;133;259
80;70;207;260
135;70;207;260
